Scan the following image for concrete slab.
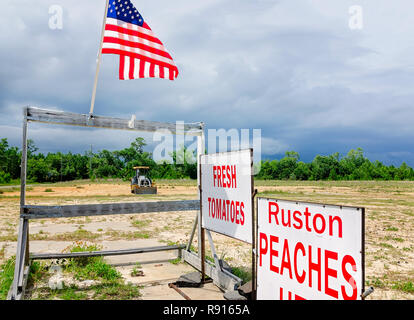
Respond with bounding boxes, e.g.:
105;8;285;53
119;262;195;285
140;284;184;300
224;290;247;300
179;283;225;300
3;238;226;300
140;282;225;300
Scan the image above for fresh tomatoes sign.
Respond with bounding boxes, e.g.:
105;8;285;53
201;149;253;244
257;198;364;300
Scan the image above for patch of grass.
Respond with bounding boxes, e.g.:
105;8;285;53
35;282;141;300
0;245;5;260
366;277;386;288
90;282;141;300
231;266;252;284
384;236;404;243
392;281;414;293
0;233;17;242
32;285;87;300
51;228;101;241
131;219;151;228
26;260;50;292
73;260;121;281
104;230;150;240
130;262;143;276
165;240;180;246
259;189;294;196
29;241;142;300
0;256;15;300
205;254;215;264
385;227;399;232
169;257;182;265
59;285;88;300
380;243;394;249
44;188;54;192
62;242;121;282
31;231;49;240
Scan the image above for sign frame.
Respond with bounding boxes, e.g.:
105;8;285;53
255;196;365;300
199;149;256;294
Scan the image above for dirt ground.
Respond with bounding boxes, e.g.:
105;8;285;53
1;179;413;300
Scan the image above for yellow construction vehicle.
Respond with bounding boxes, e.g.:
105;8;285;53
130;166;157;194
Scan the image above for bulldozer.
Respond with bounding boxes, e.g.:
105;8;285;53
130;166;157;194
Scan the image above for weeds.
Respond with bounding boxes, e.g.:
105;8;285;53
0;256;15;300
28;261;49;285
392;281;414;293
27;241;141;300
131;219;151;228
169;258;182;265
231;266;252;284
130;262;143;277
62;242;121;281
90;282;141;300
0;245;5;260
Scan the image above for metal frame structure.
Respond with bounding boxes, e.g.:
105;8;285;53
8;107;241;300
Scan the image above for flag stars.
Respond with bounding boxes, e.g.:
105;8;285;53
108;0;143;24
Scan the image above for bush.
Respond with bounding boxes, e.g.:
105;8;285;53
0;256;15;300
0;171;11;184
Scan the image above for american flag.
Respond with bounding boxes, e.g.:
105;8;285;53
102;0;179;80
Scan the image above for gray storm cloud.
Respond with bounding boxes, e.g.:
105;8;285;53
0;0;413;165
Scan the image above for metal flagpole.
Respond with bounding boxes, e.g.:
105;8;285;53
89;0;110;116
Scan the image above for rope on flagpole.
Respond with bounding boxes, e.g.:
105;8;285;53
89;0;110;119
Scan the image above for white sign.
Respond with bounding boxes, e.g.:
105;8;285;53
257;198;364;300
201;149;253;243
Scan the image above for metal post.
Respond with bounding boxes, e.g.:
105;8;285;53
200;228;206;283
186;214;198;251
89;0;110;115
19;108;28;217
251;189;257;300
250;149;257;300
196;124;205;257
11;107;29;299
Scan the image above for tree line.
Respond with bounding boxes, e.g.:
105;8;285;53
0;137;197;184
256;149;414;181
0;137;413;184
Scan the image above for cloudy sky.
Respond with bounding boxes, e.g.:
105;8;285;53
1;0;414;166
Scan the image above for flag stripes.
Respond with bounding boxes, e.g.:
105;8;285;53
102;4;178;80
